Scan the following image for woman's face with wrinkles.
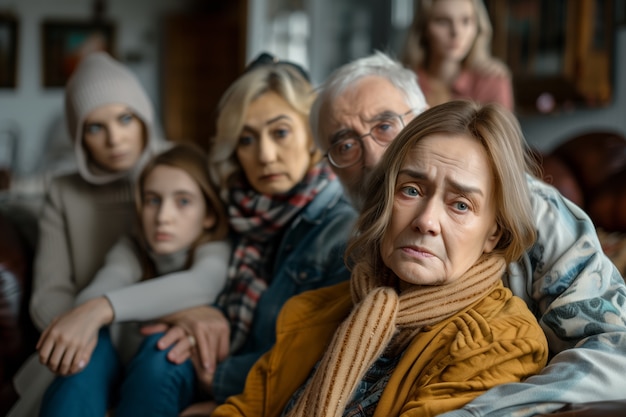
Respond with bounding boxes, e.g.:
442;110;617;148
381;133;501;286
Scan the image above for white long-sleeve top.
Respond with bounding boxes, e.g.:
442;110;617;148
76;236;231;322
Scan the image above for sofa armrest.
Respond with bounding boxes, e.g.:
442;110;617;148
537;400;626;417
0;209;38;383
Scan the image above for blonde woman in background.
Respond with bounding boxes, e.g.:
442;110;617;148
402;0;513;110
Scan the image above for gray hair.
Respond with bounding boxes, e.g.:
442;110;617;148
310;51;427;150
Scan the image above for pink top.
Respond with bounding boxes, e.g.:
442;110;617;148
416;67;514;111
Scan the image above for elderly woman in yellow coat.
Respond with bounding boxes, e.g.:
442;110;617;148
212;100;549;417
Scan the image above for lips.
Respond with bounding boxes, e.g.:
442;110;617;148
109;151;128;162
400;245;436;258
259;172;285;181
154;232;173;241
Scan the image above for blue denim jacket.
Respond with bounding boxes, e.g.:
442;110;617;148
212;179;357;402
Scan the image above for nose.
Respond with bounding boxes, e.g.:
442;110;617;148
361;135;387;169
450;20;460;37
105;123;124;147
257;135;278;164
410;199;441;236
156;199;174;224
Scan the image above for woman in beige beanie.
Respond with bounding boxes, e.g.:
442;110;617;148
8;51;168;417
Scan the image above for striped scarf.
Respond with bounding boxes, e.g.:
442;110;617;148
217;161;336;353
285;253;506;417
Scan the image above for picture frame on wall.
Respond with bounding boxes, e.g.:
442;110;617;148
0;14;18;88
41;20;115;88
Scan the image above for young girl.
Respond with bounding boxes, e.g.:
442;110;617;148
35;143;230;417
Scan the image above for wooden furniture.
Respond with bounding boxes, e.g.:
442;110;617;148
486;0;614;114
161;1;248;151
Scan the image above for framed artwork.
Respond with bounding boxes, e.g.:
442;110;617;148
41;20;115;88
0;14;18;88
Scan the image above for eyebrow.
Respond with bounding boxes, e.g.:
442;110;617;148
143;189;197;197
242;114;292;134
329;110;403;145
84;107;133;123
398;169;484;197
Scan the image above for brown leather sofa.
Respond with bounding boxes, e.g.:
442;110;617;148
537;400;626;417
540;130;626;274
540;130;626;232
0;206;38;415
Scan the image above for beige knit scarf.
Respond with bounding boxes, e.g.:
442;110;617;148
285;253;506;417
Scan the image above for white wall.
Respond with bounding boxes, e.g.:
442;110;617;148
0;0;193;175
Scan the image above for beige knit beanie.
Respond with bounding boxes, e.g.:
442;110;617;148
64;51;164;184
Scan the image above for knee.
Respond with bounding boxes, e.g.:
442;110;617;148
118;335;196;414
126;333;194;382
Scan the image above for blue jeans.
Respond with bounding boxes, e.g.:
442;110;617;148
40;329;196;417
40;328;121;417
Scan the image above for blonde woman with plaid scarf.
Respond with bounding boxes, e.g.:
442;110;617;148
126;53;358;416
212;100;549;417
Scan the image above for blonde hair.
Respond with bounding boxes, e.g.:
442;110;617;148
402;0;508;74
136;143;228;261
210;63;318;201
346;100;538;273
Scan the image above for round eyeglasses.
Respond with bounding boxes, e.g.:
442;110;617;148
325;109;414;169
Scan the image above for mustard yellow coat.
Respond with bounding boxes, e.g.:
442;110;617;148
213;280;548;417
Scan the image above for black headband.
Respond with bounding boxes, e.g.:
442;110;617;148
244;52;310;82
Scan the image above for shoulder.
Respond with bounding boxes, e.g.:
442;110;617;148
288;179;356;249
301;178;356;222
526;175;601;252
462;68;511;94
405;285;548;398
527;175;585;217
194;239;232;258
47;172;132;197
475;286;544;335
437;284;545;347
277;281;352;333
469;59;511;80
47;172;86;191
43;172;88;208
97;236;143;274
415;67;431;86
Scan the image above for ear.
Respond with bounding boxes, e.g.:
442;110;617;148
482;222;502;254
203;212;217;230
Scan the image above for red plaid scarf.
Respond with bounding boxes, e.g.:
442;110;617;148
218;161;336;352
